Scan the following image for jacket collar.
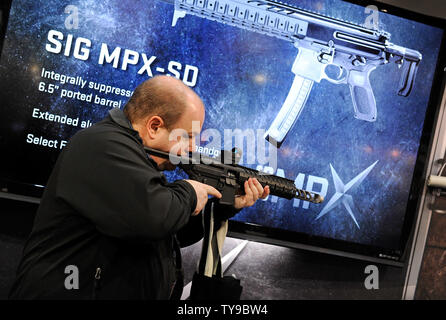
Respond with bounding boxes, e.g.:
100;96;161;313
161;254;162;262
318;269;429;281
109;107;142;143
108;107;161;170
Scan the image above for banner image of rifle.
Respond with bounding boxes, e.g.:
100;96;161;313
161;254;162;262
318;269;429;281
160;0;422;148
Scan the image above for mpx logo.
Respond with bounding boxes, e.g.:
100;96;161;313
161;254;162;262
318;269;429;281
257;161;379;229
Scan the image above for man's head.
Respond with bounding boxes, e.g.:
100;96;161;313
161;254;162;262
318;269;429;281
124;75;205;170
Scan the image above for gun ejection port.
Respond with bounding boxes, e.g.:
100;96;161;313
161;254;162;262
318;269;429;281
352;56;366;66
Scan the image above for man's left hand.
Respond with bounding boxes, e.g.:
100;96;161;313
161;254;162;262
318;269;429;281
233;178;270;210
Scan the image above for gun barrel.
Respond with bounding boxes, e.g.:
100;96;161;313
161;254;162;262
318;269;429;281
257;0;386;39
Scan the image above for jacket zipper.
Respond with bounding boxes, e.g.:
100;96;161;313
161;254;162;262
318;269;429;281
92;267;102;299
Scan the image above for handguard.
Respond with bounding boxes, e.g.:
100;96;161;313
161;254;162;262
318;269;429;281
144;147;324;207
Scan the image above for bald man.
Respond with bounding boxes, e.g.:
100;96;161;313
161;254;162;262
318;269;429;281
9;76;268;300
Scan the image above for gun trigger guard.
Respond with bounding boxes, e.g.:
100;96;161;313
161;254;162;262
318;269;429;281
322;64;347;84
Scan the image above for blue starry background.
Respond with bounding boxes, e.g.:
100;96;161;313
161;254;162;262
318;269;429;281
0;0;443;251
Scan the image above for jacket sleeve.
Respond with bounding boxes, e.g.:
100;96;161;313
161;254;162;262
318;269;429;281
176;199;242;248
55;129;197;242
176;214;204;248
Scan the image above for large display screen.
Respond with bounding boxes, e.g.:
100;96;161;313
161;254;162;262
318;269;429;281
0;0;445;262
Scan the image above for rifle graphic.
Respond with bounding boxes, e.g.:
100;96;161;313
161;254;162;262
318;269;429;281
144;146;324;206
162;0;422;147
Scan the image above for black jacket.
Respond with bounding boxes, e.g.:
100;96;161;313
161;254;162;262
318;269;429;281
9;108;237;300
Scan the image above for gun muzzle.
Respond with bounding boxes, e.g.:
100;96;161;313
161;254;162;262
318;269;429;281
295;189;324;204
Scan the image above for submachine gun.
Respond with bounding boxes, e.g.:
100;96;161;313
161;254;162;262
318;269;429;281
161;0;422;148
144;147;324;206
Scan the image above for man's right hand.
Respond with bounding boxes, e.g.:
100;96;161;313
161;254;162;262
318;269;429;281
184;180;222;216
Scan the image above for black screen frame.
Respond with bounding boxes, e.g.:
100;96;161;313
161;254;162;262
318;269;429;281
228;0;446;264
0;0;445;265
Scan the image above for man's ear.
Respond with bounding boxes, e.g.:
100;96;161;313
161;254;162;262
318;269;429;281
146;115;165;138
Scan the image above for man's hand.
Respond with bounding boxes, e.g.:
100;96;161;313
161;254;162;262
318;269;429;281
184;179;222;216
234;178;270;210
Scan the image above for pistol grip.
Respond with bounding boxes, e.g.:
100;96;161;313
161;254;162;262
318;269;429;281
348;68;377;122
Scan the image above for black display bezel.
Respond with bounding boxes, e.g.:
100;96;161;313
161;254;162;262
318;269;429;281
1;0;445;265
